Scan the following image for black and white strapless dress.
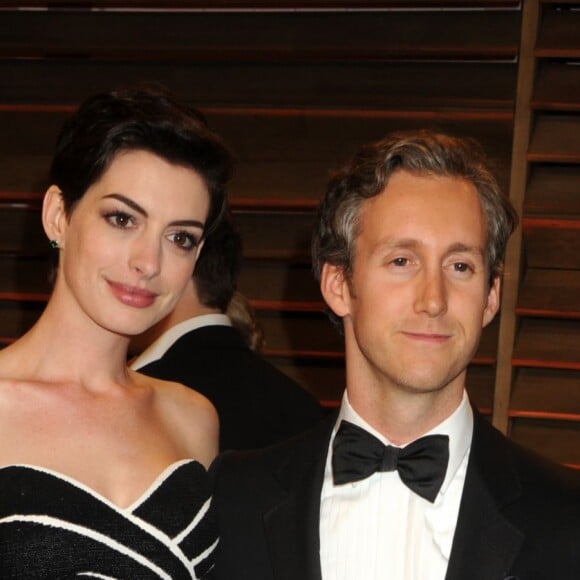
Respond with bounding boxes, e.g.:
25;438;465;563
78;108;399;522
0;460;217;579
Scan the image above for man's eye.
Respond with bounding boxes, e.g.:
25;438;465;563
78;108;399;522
454;262;472;273
392;257;408;267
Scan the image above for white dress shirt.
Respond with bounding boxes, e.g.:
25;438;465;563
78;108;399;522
130;313;232;370
319;390;473;580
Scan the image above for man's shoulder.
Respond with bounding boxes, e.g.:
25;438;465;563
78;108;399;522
509;437;580;499
211;412;335;488
173;326;322;406
473;414;579;506
170;324;243;350
137;325;239;371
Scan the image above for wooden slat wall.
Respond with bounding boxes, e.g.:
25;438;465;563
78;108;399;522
494;0;580;467
1;1;577;465
513;0;580;466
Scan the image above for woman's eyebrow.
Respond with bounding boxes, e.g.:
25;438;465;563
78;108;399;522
103;192;205;230
170;219;205;230
104;193;147;217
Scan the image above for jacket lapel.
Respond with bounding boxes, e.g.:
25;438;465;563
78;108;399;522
445;414;524;580
263;413;336;580
260;410;527;580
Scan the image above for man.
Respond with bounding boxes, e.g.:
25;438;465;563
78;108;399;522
131;215;323;451
212;131;579;579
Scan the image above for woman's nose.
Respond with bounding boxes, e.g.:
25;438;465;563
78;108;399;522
129;236;162;278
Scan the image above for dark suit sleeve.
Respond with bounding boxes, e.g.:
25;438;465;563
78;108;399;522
137;328;326;451
210;451;279;580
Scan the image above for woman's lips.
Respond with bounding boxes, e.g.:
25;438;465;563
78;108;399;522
107;281;158;308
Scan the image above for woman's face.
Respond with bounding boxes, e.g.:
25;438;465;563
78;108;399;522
48;149;210;337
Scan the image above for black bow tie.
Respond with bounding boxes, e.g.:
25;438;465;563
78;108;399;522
332;420;449;503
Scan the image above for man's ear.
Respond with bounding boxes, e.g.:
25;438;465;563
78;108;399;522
42;185;67;247
482;275;501;328
320;263;352;319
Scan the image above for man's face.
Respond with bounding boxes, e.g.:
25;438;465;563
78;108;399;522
322;170;500;399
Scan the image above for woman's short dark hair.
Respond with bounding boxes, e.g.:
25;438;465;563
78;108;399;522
50;85;233;238
193;213;242;312
312;129;518;328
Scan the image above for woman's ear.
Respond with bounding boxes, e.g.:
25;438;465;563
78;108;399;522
42;185;67;247
193;239;205;268
320;262;352;319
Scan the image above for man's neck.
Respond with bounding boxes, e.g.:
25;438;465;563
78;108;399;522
346;383;464;446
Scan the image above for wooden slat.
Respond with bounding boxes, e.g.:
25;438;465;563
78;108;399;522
524;164;580;219
517;269;580;318
0;60;517;112
531;61;580;112
236;211;314;263
0;256;51;296
238;261;321;304
0;11;520;61
527;114;580;163
0;206;47;255
0;1;522;9
492;0;539;434
510;417;580;465
511;367;580;415
256;310;344;355
522;219;580;269
535;7;580;58
513;318;580;369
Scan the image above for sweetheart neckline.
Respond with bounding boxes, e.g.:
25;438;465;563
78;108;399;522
0;459;204;511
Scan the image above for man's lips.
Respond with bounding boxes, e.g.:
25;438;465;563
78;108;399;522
107;281;158;308
401;331;451;343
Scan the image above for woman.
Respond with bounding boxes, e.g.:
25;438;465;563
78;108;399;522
0;87;232;578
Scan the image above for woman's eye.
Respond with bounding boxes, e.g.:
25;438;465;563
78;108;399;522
105;211;134;229
168;231;197;250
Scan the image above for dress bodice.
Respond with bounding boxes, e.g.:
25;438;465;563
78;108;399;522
0;460;217;579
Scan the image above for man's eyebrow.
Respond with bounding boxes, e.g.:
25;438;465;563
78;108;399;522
447;242;485;256
371;239;484;256
103;193;205;230
371;238;421;253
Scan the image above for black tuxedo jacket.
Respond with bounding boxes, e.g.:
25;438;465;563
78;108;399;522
212;410;580;580
137;325;323;451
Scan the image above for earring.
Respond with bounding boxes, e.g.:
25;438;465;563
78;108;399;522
49;240;59;249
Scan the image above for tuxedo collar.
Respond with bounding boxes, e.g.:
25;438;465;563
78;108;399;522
445;411;524;580
259;409;527;580
263;413;337;580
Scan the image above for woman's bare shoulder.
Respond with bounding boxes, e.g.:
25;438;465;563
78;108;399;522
131;370;219;467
